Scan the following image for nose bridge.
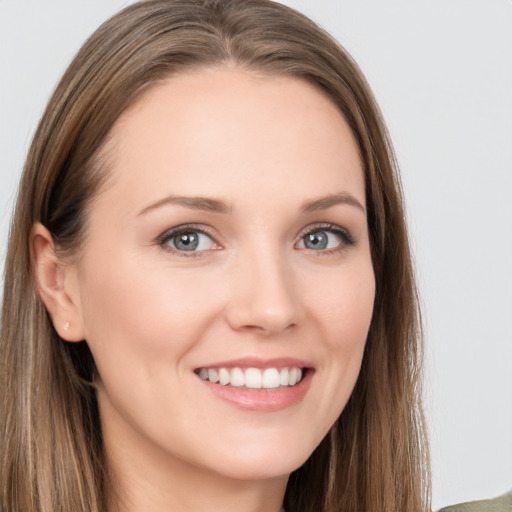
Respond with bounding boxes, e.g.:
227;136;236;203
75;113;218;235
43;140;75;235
226;238;300;334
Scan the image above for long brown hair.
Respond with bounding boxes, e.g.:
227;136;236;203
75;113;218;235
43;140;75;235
0;1;430;511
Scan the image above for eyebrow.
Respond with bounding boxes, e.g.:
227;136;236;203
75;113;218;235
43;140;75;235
138;192;365;217
300;193;365;213
138;195;232;216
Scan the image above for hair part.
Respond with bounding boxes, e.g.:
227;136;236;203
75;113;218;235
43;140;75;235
1;1;430;511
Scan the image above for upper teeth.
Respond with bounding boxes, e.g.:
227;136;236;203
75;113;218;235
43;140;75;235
197;367;303;389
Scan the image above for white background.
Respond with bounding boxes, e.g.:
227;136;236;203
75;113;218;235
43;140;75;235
1;1;510;509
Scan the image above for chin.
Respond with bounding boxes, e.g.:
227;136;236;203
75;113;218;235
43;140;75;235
200;441;316;482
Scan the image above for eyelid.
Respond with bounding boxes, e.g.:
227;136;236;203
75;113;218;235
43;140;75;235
296;222;356;251
157;223;221;256
156;222;355;257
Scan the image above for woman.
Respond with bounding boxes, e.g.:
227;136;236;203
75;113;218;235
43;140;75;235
0;1;430;511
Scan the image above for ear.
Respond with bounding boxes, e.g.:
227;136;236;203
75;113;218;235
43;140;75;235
31;222;85;342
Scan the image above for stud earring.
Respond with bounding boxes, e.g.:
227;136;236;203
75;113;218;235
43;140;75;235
64;322;70;331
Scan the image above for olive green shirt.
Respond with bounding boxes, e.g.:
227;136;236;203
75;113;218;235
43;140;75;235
439;490;512;512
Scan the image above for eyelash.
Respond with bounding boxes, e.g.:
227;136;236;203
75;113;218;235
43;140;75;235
157;224;217;258
299;223;356;254
157;222;356;257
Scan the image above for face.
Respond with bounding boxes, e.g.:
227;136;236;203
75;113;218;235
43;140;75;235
70;68;375;483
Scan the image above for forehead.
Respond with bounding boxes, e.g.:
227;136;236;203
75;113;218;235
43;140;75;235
100;67;364;211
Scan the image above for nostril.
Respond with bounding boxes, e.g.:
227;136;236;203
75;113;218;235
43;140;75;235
236;321;297;335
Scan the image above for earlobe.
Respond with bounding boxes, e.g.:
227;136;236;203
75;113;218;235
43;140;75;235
30;222;85;342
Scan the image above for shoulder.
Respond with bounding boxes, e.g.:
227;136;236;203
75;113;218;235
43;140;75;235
438;490;512;512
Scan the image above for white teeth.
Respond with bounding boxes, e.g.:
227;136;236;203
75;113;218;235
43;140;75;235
289;367;299;386
262;368;280;389
208;368;219;383
218;368;230;386
230;367;245;387
198;366;304;389
245;368;263;389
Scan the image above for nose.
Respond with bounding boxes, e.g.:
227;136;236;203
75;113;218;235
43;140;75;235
225;249;301;336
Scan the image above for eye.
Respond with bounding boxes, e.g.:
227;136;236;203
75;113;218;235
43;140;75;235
298;230;340;250
296;224;355;252
161;228;218;253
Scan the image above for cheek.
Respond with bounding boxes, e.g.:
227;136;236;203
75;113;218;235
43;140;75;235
290;259;374;447
309;259;374;400
311;263;375;352
78;254;223;371
76;254;226;442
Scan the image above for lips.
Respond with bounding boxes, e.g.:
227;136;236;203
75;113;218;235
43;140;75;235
194;358;313;412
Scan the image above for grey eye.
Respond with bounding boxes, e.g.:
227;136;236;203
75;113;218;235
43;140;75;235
299;230;342;250
167;231;214;252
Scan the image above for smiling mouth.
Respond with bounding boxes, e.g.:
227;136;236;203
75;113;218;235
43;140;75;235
195;366;305;390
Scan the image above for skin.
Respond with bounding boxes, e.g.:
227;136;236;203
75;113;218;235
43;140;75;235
33;68;375;512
